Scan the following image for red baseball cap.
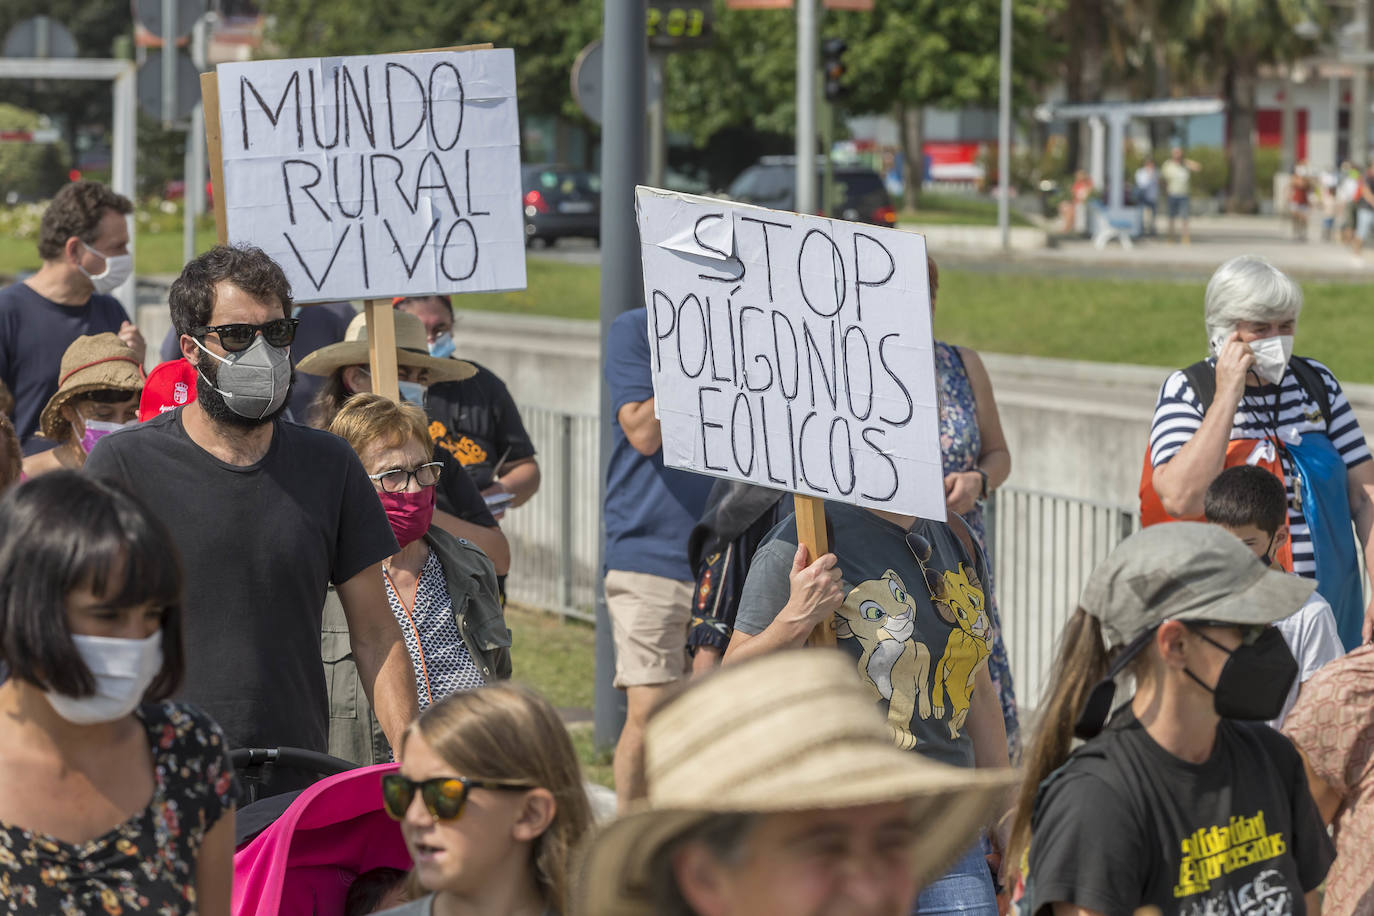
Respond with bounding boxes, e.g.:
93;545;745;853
139;358;199;422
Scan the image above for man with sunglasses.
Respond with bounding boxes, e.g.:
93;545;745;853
725;500;1013;916
86;245;417;796
0;181;146;453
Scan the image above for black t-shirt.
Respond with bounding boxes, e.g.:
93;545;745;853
435;445;498;526
1029;710;1334;916
84;411;399;755
426;362;535;490
0;281;131;450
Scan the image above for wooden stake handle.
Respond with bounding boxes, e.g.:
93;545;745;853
200;72;227;246
364;299;400;401
794;494;836;647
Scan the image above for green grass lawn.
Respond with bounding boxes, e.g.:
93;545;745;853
0;227;222;279
901;191;1032;228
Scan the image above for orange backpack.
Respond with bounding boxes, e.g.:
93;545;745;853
1138;358;1332;573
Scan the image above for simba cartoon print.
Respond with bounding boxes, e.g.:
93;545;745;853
835;558;991;749
836;570;933;749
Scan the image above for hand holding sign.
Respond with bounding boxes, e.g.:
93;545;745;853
781;542;846;635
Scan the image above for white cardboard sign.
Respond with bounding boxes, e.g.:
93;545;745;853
636;186;944;521
217;48;526;303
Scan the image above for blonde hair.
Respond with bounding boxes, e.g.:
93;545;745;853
327;392;431;461
401;685;593;913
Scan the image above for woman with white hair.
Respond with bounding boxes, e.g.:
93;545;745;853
1146;254;1374;650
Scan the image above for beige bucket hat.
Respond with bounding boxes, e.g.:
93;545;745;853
295;310;476;382
39;333;144;442
576;650;1017;916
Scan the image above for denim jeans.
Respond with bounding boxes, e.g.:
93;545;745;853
911;838;998;916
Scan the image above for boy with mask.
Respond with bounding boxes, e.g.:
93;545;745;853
1204;465;1343;729
85;245;417;795
0;181;146;452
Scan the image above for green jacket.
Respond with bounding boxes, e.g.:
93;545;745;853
322;528;512;765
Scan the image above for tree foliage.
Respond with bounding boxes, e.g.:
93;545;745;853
258;0;602;121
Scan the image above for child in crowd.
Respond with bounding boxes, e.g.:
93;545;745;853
1203;465;1344;728
376;685;592;916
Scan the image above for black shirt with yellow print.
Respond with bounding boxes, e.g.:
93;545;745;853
425;362;536;491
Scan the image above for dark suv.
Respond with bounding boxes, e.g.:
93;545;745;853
726;158;897;226
521;164;600;247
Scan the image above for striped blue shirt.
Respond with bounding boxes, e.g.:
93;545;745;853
1149;356;1370;576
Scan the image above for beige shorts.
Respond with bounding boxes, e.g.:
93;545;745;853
604;569;693;689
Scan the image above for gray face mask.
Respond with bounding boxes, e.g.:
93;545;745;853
193;334;291;420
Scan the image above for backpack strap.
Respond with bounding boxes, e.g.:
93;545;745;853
1288;355;1332;424
1181;360;1216;414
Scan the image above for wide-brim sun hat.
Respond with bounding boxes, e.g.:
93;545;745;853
1081;521;1315;648
39;333;144;442
295;310;476;382
575;650;1018;916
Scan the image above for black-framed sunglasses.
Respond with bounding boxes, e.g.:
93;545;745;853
380;773;534;821
368;461;443;493
1184;620;1268;648
191;318;299;352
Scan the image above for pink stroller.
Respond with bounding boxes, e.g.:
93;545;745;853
232;757;412;916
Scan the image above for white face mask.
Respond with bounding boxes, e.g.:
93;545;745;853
1249;335;1294;385
43;632;163;725
79;241;134;295
397;379;427;405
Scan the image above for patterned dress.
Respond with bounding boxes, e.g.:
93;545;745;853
936;340;1020;757
0;702;239;914
383;548;485;710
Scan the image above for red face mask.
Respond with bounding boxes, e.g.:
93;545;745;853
378;487;435;547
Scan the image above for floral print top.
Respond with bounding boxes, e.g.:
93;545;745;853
0;702;239;914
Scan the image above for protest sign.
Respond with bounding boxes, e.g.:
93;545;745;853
212;47;525;303
636;187;944;522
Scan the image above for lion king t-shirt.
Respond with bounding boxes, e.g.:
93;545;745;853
735;501;991;767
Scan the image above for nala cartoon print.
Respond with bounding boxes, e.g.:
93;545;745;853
836;559;990;748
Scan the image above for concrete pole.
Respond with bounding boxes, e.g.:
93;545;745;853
1281;67;1297;173
1353;0;1370;168
647;53;666;187
1107;114;1125;213
1331;74;1343;165
112;65;138;315
161;0;178;126
1089;116;1106;190
184;101;204;265
795;0;817;213
594;0;646;751
997;0;1012;250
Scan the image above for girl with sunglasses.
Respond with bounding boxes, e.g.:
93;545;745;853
324;394;511;765
0;472;236;914
376;684;593;916
1008;523;1333;916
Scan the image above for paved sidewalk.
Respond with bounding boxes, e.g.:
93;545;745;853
921;213;1374;282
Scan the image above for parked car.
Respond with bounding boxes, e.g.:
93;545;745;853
726;157;897;226
521;164;600;247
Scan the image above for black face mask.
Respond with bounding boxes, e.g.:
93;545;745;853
1184;625;1297;721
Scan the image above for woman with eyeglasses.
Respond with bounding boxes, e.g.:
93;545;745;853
1008;523;1334;916
373;685;591;916
324;394;511;763
22;332;142;479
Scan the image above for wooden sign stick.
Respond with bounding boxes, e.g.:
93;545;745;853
795;493;836;647
364;299;401;401
200;72;228;246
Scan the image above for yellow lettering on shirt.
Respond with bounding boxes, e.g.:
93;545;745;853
1172;811;1287;897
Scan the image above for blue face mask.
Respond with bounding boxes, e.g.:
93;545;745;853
428;332;455;359
398;380;427;405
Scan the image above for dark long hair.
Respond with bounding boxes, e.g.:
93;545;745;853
0;472;185;700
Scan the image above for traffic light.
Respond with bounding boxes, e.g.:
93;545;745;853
822;38;848;102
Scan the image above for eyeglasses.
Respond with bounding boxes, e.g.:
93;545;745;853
1184;620;1268;648
380;773;534;821
369;461;442;492
191;318;299;352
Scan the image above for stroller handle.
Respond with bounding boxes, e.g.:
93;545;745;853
230;747;357;778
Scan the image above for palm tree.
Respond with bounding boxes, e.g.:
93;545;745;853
1169;0;1325;212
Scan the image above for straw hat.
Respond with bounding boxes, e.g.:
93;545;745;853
39;333;144;442
295;310;476;382
576;650;1018;916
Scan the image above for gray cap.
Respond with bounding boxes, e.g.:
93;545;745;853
1082;522;1315;647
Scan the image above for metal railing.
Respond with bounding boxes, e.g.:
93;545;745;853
499;404;1141;711
986;487;1140;712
